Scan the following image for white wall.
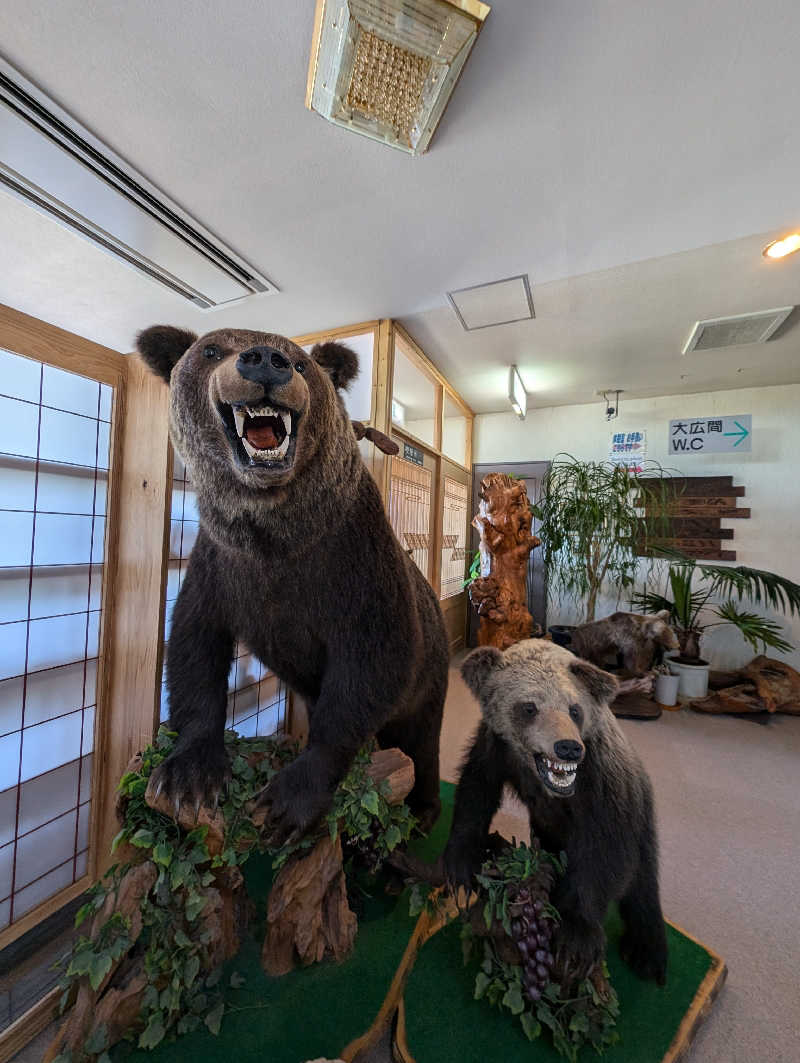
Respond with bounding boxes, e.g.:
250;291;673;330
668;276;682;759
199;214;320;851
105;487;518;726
474;384;800;669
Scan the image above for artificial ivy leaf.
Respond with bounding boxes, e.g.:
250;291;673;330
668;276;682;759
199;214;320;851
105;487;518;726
520;1011;541;1042
138;1015;166;1050
360;790;380;816
474;971;490;1000
185;892;208;922
204;999;225;1036
229;971;246;989
483;901;493;930
153;842;173;868
88;952;113;991
384;824;402;851
205;966;223;988
569;1011;590;1034
130;828;155;849
110;829;127;854
98;1053;112;1063
184;953;201;987
502;984;525;1015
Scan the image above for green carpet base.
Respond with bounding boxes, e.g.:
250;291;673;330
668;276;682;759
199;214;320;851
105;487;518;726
117;783;721;1063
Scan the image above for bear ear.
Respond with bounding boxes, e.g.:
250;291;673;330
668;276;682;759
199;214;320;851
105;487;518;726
569;659;618;705
461;646;507;699
310;341;359;391
135;325;198;383
654;609;671;622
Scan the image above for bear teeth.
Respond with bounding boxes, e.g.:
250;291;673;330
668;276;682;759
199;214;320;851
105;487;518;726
231;405;292;439
242;434;291;461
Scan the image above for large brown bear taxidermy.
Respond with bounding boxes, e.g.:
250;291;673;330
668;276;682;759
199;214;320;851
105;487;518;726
444;639;667;984
571;610;679;675
136;326;448;843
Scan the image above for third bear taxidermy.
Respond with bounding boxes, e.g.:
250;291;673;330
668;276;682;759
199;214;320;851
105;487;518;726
444;639;668;985
136;326;448;844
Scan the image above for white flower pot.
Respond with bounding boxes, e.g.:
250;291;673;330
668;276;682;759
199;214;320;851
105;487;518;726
667;657;710;700
654;673;680;707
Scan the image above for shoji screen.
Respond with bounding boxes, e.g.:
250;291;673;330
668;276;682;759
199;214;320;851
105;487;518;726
0;348;112;934
160;451;288;738
440;476;469;599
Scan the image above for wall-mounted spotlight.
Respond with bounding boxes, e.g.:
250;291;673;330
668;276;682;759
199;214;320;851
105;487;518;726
508;365;527;420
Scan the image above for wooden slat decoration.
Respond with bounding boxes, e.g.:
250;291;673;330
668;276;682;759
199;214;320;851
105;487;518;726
638;476;749;561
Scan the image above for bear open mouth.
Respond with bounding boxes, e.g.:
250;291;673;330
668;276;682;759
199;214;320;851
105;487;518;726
217;402;299;471
534;754;579;795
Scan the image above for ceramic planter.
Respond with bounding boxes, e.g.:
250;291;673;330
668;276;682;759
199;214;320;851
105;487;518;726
654;673;680;707
667;656;710;700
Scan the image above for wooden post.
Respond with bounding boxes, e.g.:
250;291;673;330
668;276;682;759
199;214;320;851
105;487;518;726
469;474;540;650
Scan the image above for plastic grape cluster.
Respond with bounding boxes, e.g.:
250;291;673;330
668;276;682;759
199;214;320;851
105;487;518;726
509;884;555;1003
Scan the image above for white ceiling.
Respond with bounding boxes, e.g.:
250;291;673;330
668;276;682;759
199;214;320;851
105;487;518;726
0;0;799;413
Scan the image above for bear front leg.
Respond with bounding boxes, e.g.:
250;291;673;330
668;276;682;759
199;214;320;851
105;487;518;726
150;554;234;816
618;849;668;985
550;868;608;982
443;724;506;892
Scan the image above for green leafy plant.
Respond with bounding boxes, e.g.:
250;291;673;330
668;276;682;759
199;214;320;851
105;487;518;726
57;729;416;1058
531;455;673;622
461;842;619;1062
632;555;800;660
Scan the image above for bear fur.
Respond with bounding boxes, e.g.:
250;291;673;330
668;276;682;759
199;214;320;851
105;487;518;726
136;326;448;842
444;639;667;984
571;610;678;675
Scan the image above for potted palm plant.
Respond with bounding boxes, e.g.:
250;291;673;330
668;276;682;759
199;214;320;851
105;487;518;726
632;556;800;699
532;454;672;629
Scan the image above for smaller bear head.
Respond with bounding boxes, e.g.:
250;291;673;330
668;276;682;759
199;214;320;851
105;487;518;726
135;326;358;499
643;610;680;651
461;639;618;798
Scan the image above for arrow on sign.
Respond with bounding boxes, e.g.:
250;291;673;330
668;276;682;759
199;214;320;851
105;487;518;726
723;421;750;447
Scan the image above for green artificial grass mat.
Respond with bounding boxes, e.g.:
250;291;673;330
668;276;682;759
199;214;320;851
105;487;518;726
117;781;716;1063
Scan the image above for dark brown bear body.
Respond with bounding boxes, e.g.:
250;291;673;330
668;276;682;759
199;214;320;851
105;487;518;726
444;640;667;985
571;610;678;675
136;325;448;842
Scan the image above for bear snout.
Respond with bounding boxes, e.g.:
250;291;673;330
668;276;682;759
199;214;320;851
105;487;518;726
236;346;293;390
553;738;584;762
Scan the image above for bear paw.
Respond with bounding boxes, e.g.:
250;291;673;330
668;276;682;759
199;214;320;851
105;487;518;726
147;741;230;820
255;752;335;848
619;924;668;986
443;836;484;893
553;916;606;983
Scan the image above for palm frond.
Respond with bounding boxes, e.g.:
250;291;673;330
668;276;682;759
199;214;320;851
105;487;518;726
712;602;795;654
696;563;800;618
630;589;675;618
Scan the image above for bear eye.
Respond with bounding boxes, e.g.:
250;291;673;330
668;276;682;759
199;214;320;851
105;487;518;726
202;344;224;361
295;361;306;374
569;703;583;724
516;701;537;718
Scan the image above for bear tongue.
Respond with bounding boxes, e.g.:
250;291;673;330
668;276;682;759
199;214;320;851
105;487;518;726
245;422;280;449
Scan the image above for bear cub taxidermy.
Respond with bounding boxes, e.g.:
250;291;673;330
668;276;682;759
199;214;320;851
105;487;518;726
136;326;448;844
444;639;668;985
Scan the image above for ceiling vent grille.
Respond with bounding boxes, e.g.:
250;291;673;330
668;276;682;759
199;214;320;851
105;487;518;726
683;307;793;354
0;59;276;309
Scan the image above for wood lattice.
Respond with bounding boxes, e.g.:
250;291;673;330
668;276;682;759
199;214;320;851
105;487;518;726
638;476;750;561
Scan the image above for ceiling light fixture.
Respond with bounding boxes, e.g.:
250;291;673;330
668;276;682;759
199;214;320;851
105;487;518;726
762;234;800;259
306;0;491;155
508;366;527;420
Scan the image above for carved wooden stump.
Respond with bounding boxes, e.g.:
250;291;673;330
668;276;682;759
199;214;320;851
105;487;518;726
469;473;540;650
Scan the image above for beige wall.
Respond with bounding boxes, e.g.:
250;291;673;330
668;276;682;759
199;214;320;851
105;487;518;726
474;383;800;669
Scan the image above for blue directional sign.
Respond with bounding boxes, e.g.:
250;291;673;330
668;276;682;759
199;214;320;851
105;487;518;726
668;415;751;454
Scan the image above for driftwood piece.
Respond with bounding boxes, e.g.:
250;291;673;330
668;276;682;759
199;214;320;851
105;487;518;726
263;833;357;976
691;656;800;716
469;473;540;650
742;656;800;714
351;420;399;455
366;747;415;803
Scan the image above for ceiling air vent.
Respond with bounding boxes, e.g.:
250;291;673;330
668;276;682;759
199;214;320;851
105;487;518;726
0;58;276;309
682;307;793;354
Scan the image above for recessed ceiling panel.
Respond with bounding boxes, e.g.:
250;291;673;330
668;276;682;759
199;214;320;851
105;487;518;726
447;274;534;331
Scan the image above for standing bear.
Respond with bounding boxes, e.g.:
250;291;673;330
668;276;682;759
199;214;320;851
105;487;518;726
444;639;667;984
136;326;448;842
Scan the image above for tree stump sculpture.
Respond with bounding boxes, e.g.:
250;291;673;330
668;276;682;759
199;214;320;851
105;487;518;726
469;474;541;650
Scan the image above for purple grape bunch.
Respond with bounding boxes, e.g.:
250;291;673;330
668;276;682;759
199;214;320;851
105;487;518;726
509;884;554;1003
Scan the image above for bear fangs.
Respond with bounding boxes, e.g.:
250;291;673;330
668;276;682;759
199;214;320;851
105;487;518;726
536;754;579;793
232;405;293;463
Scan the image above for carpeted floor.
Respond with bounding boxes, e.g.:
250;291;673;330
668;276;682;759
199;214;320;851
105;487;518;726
440;660;800;1063
14;661;800;1063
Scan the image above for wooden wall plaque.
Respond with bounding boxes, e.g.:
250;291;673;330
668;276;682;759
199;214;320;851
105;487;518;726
638;476;749;561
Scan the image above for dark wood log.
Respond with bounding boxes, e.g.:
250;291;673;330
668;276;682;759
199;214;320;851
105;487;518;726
741;656;800;714
469;473;540;650
262;833;357;976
